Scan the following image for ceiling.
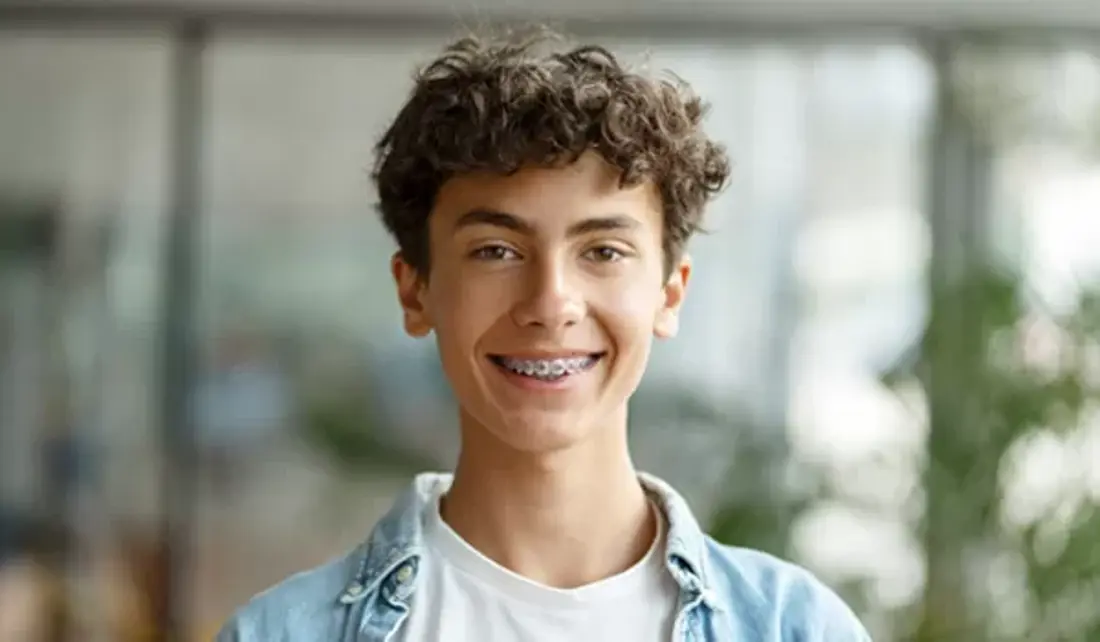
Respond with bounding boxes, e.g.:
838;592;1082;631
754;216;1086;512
4;0;1100;34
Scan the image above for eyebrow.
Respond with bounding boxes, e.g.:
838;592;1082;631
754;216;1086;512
453;208;640;237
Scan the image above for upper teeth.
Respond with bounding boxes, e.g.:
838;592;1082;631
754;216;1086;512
500;356;594;377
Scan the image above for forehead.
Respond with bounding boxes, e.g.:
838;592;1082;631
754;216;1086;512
431;152;662;232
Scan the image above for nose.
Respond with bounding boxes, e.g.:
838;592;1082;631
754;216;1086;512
510;255;585;331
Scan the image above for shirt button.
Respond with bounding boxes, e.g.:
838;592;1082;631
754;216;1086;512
395;564;413;583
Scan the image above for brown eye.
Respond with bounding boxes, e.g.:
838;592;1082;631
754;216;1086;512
471;245;519;261
586;246;625;263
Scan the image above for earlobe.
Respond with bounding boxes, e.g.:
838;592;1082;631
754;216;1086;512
391;252;433;337
654;255;691;340
654;309;679;339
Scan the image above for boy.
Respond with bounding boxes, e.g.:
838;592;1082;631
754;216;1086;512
216;29;871;642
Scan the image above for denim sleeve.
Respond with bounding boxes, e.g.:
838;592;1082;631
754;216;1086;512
212;614;247;642
776;557;872;641
820;594;873;642
826;620;874;642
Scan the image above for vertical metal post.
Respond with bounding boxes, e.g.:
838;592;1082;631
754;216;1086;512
917;35;964;642
917;34;996;642
157;18;205;642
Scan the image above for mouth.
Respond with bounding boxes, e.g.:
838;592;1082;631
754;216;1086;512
487;352;605;383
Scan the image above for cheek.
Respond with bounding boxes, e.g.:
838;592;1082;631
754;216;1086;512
429;295;482;383
596;280;666;345
429;271;509;348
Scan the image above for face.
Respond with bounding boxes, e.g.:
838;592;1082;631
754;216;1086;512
392;152;690;454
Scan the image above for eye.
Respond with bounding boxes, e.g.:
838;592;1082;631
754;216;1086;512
470;245;520;261
585;246;626;263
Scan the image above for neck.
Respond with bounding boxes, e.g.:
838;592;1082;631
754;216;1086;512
441;408;656;589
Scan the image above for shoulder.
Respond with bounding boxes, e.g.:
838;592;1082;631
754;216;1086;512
703;538;871;641
213;547;361;642
214;473;444;641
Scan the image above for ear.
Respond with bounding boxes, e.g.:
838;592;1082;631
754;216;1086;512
391;252;433;337
654;254;691;340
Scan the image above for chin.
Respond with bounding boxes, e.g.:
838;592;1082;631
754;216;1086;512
484;411;593;454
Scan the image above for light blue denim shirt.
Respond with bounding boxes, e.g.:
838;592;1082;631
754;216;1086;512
216;472;871;641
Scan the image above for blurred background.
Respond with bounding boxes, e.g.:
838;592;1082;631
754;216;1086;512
1;1;1099;641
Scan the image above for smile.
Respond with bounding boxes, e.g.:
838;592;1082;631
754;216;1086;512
488;353;604;382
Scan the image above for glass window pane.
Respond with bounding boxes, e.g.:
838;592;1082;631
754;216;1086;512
0;27;172;641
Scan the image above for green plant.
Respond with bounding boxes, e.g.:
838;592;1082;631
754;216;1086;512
885;269;1100;641
299;390;436;477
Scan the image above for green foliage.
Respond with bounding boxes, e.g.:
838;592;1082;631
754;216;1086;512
299;391;435;477
885;268;1100;641
704;267;1100;640
708;478;802;559
707;422;805;559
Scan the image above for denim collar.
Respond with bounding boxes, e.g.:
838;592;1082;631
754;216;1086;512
336;472;715;606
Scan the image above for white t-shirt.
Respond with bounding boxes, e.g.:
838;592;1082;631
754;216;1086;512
393;492;681;642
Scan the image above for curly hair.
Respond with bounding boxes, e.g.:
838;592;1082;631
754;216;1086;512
372;28;731;276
